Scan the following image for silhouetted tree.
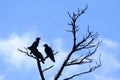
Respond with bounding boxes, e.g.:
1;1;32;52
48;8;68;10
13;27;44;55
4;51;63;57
18;4;101;80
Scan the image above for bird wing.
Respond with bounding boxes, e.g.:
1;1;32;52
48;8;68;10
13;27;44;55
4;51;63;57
31;41;39;48
45;47;55;62
45;47;52;54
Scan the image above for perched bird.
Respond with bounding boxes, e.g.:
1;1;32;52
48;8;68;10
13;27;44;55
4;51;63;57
32;49;45;64
43;44;55;62
28;37;40;54
28;37;45;64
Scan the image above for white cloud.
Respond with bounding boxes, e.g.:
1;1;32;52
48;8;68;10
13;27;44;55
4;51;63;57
0;33;71;79
100;38;120;73
101;51;120;73
1;34;120;80
0;33;36;70
92;38;120;80
0;32;70;73
101;38;120;49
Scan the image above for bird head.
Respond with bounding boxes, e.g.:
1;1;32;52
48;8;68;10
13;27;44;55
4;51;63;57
43;44;48;47
36;37;41;41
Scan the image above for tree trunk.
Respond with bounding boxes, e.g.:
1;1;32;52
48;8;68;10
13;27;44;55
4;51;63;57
37;58;45;80
54;51;74;80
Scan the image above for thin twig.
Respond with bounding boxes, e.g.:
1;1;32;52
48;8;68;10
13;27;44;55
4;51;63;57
64;62;101;80
43;65;54;72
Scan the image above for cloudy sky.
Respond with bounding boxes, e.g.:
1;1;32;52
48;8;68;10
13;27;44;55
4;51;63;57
0;0;120;80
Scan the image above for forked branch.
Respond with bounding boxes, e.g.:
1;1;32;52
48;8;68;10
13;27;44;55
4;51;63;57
18;47;57;80
64;61;101;80
54;4;101;80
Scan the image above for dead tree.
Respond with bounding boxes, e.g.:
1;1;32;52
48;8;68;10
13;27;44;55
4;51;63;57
54;5;101;80
18;4;101;80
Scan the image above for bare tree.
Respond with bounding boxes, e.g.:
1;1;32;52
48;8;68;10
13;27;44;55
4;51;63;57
18;4;101;80
54;4;101;80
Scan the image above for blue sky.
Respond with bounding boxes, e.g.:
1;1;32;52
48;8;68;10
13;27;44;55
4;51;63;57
0;0;120;80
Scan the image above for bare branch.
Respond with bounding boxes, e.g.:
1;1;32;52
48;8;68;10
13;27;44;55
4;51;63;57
18;48;58;61
65;30;73;32
66;58;93;66
75;29;98;50
18;48;37;59
66;45;98;66
54;5;90;80
54;4;101;80
43;65;54;72
67;55;84;65
64;62;101;80
44;52;58;60
18;47;58;80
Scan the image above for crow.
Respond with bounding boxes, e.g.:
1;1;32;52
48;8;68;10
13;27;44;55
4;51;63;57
28;37;45;64
32;49;45;64
43;44;55;62
28;37;40;55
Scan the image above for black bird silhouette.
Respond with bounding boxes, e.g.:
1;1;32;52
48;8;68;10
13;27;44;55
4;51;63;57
28;37;40;54
32;49;45;64
43;44;55;62
28;37;45;63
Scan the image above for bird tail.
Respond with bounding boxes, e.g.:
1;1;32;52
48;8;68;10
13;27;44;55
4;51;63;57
41;59;45;64
37;52;45;64
50;57;55;62
52;58;55;62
